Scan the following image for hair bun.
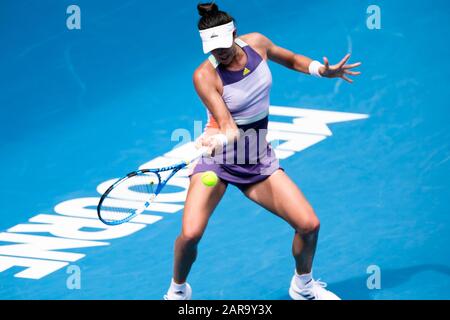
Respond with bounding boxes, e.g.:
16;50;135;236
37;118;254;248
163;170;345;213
197;2;219;17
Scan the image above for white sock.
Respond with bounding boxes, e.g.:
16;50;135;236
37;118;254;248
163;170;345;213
170;278;187;293
294;270;313;289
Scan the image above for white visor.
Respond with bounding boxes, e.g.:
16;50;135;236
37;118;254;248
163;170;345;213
199;21;235;54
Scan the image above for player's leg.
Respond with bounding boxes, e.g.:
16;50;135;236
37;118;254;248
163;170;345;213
174;172;227;282
242;169;340;300
165;172;227;300
242;169;320;274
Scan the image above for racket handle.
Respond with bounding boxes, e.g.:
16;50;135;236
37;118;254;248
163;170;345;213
186;146;209;164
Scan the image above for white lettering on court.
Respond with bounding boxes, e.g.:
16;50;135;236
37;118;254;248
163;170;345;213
0;106;368;279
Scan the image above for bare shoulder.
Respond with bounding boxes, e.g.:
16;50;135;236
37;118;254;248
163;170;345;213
240;33;273;48
193;59;217;85
193;58;221;94
239;32;273;59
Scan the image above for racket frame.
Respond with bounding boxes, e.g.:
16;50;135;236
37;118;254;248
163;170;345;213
97;160;188;225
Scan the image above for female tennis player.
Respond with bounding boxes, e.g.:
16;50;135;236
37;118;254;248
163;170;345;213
164;2;361;300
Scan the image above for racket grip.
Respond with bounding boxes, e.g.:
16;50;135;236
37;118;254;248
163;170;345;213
186;146;209;164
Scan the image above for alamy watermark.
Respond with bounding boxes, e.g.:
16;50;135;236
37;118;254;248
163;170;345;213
66;5;81;30
66;265;81;290
366;5;381;30
366;265;381;290
170;120;281;175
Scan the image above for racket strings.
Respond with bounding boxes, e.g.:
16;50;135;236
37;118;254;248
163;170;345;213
98;172;160;224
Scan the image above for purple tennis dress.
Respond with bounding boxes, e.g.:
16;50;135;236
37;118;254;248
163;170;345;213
191;38;282;190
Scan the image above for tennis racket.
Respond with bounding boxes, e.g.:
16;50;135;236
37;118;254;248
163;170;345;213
97;146;208;226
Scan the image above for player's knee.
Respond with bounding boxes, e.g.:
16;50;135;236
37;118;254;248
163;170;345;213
296;216;320;235
180;230;203;245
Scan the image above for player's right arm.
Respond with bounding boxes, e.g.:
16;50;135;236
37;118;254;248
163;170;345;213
193;63;240;153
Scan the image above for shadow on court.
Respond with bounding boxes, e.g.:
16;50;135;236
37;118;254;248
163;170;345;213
277;264;450;300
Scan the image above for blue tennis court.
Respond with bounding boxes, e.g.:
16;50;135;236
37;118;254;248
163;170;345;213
1;0;449;299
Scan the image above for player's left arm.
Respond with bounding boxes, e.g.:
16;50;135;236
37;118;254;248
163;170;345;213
255;33;362;83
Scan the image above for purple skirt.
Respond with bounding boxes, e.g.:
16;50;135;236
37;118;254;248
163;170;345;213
191;116;282;190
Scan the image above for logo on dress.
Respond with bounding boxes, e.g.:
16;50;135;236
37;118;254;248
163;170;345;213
243;67;251;76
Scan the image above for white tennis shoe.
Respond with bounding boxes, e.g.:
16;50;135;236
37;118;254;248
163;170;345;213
289;276;341;300
164;282;192;300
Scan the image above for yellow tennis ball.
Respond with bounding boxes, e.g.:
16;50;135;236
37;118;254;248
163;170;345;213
201;171;218;187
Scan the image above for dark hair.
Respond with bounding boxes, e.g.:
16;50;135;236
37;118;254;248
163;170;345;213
197;2;234;30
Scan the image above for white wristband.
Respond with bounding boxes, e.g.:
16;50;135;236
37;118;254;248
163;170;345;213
212;133;228;146
309;60;324;78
